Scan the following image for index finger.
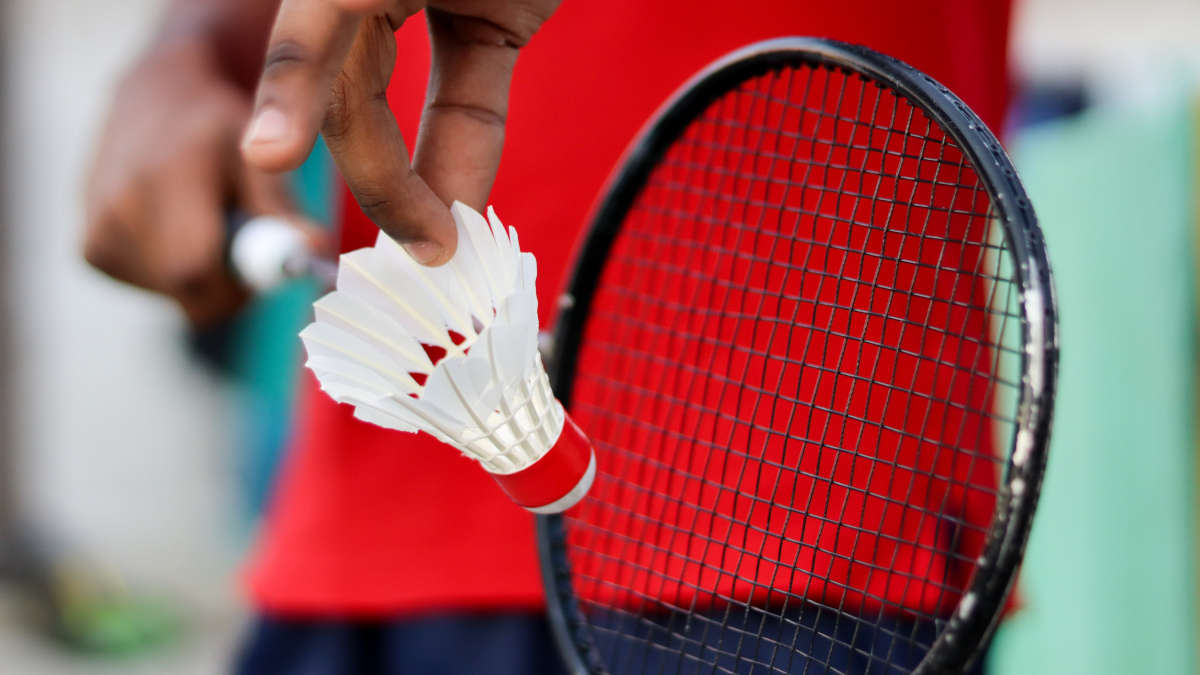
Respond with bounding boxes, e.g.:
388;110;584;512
241;0;363;172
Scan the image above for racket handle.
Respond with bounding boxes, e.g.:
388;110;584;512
227;211;336;293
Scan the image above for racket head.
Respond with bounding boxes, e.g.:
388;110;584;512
539;38;1057;675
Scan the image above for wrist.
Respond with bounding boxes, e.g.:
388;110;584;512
118;33;224;99
150;0;278;92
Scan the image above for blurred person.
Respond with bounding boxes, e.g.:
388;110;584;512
84;0;1014;672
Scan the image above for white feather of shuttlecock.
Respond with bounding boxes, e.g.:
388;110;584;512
299;202;565;475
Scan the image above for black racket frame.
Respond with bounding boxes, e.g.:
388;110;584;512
536;37;1058;675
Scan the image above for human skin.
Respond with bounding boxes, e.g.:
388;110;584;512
84;0;559;324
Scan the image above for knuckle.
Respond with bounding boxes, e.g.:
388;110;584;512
322;76;354;141
430;11;526;49
426;101;505;129
350;184;394;222
160;249;220;295
81;214;127;278
83;204;116;237
506;6;549;44
81;232;116;274
262;40;312;79
86;184;136;236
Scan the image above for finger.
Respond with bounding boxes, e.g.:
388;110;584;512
241;0;362;172
411;9;521;211
323;14;457;265
146;158;229;297
83;198;152;289
149;159;256;325
83;165;151;288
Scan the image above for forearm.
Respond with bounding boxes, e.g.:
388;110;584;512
155;0;281;91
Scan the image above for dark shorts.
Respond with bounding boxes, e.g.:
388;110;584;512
233;610;986;674
234;611;567;675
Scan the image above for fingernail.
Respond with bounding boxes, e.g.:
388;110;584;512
404;241;448;266
243;107;289;147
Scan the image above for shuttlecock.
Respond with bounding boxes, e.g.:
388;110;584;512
299;202;596;513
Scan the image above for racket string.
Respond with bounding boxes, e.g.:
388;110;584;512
623;69;794;675
576;68;756;674
562;61;1020;674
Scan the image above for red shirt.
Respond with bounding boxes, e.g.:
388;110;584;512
246;0;1013;616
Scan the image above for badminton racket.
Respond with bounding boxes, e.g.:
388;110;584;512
537;37;1057;675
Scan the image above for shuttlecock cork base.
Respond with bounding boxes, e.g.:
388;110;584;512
490;413;596;513
299;202;596;514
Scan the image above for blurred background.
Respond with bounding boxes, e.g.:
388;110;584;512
1;0;1199;672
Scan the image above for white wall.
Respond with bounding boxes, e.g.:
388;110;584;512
2;1;242;614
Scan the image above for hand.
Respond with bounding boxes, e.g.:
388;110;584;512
84;37;323;326
240;0;560;265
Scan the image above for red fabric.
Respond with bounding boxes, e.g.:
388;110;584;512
246;0;1013;616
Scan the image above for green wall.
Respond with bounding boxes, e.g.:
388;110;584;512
989;96;1196;674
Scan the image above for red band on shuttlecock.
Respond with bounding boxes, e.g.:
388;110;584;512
490;414;594;512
